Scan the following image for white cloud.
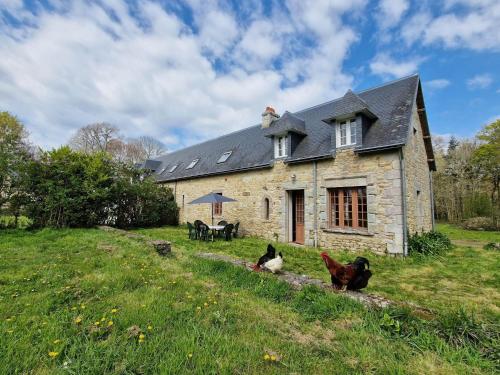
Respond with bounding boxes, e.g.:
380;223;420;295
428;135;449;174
370;53;424;79
376;0;409;29
425;79;451;90
467;74;493;89
401;1;500;50
0;0;368;149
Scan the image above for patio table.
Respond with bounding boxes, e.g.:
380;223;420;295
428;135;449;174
207;225;225;241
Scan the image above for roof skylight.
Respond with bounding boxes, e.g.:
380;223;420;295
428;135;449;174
168;165;178;173
217;151;232;164
159;167;167;174
186;159;199;169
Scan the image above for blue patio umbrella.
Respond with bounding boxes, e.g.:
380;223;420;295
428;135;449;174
188;193;237;225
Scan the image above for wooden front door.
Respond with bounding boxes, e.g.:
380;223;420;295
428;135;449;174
292;190;305;244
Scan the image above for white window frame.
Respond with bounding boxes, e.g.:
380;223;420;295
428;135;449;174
274;135;287;158
168;165;178;173
336;119;357;147
186;159;199;169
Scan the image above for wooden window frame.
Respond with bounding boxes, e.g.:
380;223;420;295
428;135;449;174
213;192;223;216
328;186;367;230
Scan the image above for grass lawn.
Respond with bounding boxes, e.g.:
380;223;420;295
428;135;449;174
0;224;498;374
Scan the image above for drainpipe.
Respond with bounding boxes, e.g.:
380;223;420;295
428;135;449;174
399;149;408;256
429;171;435;230
313;161;318;247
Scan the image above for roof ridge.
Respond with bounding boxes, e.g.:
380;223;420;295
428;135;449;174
294;74;419;114
154;74;420;161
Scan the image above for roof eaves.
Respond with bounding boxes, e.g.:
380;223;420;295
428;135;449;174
155;163;272;183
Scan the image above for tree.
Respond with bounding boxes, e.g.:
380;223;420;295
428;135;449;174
21;147;178;228
69;124;167;164
473;120;500;221
0;111;31;212
131;136;167;159
69;122;119;154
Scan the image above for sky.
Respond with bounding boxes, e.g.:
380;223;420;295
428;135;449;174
0;0;499;151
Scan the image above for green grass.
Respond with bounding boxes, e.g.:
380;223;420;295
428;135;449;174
0;225;498;374
437;222;500;243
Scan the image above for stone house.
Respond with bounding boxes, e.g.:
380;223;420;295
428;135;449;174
145;75;435;255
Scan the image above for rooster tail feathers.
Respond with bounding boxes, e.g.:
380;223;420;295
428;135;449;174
354;256;370;270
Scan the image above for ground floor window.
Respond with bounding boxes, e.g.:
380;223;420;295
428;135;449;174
328;187;367;229
213;192;223;216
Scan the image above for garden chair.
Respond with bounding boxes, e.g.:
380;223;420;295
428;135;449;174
187;222;196;240
223;224;234;241
198;223;210;241
233;222;240;238
217;220;228;237
194;220;203;239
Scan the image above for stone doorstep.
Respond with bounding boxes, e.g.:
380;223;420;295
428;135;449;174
196;252;431;315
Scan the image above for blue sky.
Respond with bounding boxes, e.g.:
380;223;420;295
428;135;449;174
1;0;499;150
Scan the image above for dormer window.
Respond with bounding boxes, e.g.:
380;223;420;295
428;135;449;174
186;159;199;169
217;151;232;163
274;135;287;158
337;119;357;147
168;165;178;173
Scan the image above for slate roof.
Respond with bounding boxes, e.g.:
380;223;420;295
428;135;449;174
322;89;377;121
152;74;433;182
262;111;307;137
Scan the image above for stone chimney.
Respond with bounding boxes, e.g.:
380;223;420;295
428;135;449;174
261;106;279;128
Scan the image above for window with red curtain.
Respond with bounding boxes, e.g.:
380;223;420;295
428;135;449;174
328;187;367;229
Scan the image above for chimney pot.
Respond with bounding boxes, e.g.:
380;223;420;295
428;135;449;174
261;106;279;128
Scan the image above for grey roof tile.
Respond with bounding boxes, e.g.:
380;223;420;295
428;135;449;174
153;75;426;182
262;111;306;137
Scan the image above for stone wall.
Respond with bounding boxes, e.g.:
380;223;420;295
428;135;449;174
163;147;406;255
403;105;433;234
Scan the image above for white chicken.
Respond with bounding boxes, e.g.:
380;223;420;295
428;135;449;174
263;252;283;274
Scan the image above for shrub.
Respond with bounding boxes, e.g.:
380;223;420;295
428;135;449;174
21;147;178;229
461;216;499;231
0;215;32;229
408;230;453;256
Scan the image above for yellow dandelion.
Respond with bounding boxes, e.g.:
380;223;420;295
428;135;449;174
139;334;145;340
111;308;118;313
95;321;100;325
213;301;218;305
196;306;201;310
74;316;82;324
80;304;86;309
138;339;144;343
270;355;277;361
204;302;208;307
48;351;59;358
264;354;270;361
147;325;152;330
101;317;106;322
188;353;193;358
53;339;61;344
107;320;113;327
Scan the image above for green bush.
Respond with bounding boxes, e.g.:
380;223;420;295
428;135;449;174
21;147;178;229
408;230;453;256
0;215;32;229
461;216;499;231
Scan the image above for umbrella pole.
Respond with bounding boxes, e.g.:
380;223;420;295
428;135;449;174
211;203;214;225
